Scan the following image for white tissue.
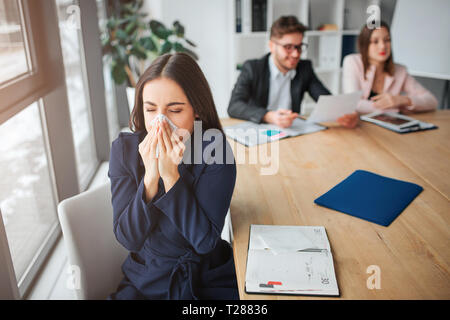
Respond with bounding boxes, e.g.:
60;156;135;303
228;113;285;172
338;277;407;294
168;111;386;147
150;114;178;158
150;114;178;131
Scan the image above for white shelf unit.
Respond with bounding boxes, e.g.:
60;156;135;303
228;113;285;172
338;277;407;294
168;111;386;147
231;0;379;115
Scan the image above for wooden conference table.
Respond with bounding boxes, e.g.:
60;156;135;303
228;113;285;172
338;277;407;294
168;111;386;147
221;110;450;299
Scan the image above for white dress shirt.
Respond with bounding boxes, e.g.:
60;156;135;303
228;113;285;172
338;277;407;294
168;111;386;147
267;54;297;111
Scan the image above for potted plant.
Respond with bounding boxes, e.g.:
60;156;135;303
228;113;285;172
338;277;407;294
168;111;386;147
101;0;198;113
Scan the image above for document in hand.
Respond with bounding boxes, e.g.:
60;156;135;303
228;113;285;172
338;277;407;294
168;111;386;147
307;91;362;123
314;170;423;226
224;118;326;147
245;225;339;296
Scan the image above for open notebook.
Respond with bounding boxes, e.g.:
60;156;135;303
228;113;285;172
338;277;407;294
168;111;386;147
245;225;339;296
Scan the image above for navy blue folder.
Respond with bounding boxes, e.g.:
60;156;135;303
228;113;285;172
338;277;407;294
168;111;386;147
314;170;423;226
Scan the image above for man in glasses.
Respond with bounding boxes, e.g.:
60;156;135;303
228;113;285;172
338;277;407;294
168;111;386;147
228;15;358;128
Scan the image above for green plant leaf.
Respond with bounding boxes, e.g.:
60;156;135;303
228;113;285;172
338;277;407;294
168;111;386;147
173;20;185;37
111;60;128;85
112;44;128;62
121;3;134;15
159;40;173;55
184;38;197;47
116;18;129;28
173;42;183;52
150;20;172;40
101;34;110;47
115;29;129;41
139;36;157;52
125;20;137;35
130;44;147;60
106;17;117;30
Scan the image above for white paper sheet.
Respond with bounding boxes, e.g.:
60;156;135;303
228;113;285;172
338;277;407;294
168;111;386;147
307;91;362;123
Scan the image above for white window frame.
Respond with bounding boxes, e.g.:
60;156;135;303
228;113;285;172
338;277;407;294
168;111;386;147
0;0;116;298
0;0;76;298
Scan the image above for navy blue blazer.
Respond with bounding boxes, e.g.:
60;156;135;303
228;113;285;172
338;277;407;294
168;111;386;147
107;130;239;300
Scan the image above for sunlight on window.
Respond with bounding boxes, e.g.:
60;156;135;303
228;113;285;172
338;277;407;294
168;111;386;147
56;0;98;187
0;0;30;84
0;102;58;283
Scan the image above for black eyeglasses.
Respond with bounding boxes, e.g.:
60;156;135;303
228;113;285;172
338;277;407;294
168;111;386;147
272;40;308;53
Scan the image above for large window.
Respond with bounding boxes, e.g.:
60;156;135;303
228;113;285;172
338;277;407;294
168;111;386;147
96;0;120;143
0;0;30;84
0;0;117;298
0;101;59;288
56;0;98;189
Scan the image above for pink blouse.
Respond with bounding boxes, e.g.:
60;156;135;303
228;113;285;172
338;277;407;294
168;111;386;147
342;54;438;114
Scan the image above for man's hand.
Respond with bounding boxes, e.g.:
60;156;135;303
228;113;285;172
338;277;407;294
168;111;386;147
337;112;359;129
263;109;299;128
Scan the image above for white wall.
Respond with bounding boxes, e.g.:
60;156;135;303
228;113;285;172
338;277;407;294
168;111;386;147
391;0;450;80
142;0;232;118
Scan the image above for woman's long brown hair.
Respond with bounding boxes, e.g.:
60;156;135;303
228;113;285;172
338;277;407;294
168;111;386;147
358;21;395;79
129;53;223;132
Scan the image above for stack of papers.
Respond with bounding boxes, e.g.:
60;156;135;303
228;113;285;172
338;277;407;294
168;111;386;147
245;225;339;296
225;118;326;147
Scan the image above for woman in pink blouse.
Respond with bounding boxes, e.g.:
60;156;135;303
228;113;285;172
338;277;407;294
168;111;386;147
342;21;438;114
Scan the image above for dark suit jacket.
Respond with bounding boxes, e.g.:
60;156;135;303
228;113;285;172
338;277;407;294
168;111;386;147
107;131;238;300
228;53;331;123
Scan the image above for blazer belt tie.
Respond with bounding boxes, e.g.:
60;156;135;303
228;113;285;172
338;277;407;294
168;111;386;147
167;250;202;299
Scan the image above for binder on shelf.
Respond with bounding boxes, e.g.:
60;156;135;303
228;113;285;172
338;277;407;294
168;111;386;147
236;0;242;32
242;0;252;33
341;35;357;66
251;0;267;32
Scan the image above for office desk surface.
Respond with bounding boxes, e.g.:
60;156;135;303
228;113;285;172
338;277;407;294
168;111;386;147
221;110;450;299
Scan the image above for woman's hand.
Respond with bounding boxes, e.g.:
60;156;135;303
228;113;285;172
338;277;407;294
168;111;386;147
157;119;186;192
139;124;159;201
371;93;412;110
337;112;359;129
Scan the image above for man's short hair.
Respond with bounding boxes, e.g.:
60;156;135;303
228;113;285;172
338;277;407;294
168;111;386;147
270;16;307;39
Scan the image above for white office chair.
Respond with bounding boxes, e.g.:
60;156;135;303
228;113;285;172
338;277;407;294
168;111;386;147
57;181;127;300
58;180;233;300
